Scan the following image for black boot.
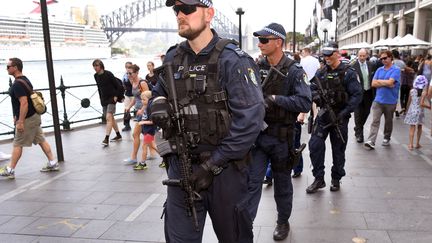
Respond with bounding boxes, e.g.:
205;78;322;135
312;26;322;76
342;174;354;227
122;113;131;131
330;179;340;191
273;222;290;241
306;177;326;194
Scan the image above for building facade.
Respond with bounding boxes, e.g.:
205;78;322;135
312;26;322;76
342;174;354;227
337;0;432;47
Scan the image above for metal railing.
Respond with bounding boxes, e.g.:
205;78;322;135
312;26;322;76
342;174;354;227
0;77;125;137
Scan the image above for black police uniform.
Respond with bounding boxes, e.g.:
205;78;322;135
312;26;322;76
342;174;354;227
308;62;362;187
248;55;311;225
151;30;265;243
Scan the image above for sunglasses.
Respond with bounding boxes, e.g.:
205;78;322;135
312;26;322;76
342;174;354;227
173;4;203;16
380;56;388;61
258;37;279;44
127;72;135;75
6;65;12;69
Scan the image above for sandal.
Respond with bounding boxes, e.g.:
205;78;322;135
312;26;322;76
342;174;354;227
408;144;414;150
415;144;422;149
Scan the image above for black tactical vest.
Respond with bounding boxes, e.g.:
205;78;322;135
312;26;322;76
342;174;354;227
316;64;349;111
261;57;298;125
169;39;235;146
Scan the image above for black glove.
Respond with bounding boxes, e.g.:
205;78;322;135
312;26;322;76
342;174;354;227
264;95;275;110
189;163;214;193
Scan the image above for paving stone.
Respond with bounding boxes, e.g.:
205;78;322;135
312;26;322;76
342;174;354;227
34;236;124;243
33;204;119;220
13;190;91;204
0;216;38;233
364;212;432;231
389;231;432;243
105;206;136;221
0;201;47;216
102;192;154;206
72;219;116;239
100;221;164;242
355;230;392;243
18;218;89;237
80;191;115;204
0;233;37;243
34;180;98;191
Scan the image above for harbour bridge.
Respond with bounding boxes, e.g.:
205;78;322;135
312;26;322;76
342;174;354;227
100;0;239;46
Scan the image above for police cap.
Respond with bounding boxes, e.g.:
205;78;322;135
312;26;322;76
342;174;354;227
322;41;338;56
166;0;212;7
253;23;286;40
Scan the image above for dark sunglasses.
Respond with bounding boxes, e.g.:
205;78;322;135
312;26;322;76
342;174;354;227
258;37;279;44
127;72;135;75
173;4;203;16
380;56;388;61
6;65;14;69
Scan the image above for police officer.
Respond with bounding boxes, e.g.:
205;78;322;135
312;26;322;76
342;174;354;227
150;0;265;242
306;41;362;193
248;23;312;241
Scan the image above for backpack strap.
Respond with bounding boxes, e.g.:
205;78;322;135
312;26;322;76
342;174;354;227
15;79;33;95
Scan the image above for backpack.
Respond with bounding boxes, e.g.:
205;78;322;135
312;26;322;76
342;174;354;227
115;77;125;103
16;79;46;115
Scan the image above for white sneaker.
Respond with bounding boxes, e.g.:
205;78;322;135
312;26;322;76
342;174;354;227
382;139;390;146
364;141;375;150
0;152;11;161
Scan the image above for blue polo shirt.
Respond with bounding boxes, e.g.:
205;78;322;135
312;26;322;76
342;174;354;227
373;65;400;104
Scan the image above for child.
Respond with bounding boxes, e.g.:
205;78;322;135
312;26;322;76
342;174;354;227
404;75;428;150
134;91;159;170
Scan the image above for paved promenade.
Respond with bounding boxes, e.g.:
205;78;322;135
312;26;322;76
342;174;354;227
0;110;431;243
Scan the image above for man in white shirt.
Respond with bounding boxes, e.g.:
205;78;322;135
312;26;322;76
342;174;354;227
300;47;320;82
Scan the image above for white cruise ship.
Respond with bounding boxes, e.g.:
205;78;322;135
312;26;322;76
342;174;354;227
0;1;111;62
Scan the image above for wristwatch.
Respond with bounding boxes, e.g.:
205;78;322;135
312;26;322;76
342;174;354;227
202;160;223;176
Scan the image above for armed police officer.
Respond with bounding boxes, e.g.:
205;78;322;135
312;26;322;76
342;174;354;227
150;0;265;242
306;41;362;194
248;23;312;241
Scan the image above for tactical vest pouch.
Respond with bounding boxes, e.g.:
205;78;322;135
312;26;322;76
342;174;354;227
201;109;231;145
157;140;176;157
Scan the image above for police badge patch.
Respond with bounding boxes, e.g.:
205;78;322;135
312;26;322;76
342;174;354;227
248;68;258;86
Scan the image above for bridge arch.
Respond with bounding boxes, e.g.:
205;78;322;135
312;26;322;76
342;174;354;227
100;0;239;46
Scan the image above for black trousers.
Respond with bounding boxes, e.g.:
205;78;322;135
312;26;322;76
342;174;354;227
354;89;374;138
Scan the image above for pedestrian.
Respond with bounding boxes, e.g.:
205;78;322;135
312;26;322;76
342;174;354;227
92;59;123;146
122;61;133;131
0;57;59;179
248;22;311;241
306;41;362;193
351;48;375;143
135;90;159;170
150;0;265;242
404;75;428;150
364;50;401;150
122;64;152;165
145;61;157;87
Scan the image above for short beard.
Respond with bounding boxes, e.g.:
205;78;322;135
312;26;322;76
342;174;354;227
178;18;206;41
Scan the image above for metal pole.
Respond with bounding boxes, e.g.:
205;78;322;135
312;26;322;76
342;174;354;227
293;0;296;52
335;12;338;42
40;0;64;162
235;8;244;49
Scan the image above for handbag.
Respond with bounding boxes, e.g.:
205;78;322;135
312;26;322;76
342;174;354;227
15;79;47;114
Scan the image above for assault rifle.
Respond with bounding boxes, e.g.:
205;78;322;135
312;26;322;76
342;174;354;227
313;78;346;144
160;63;201;231
262;66;287;90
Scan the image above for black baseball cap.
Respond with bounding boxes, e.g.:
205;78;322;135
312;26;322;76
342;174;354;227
322;41;339;56
253;23;286;40
166;0;212;7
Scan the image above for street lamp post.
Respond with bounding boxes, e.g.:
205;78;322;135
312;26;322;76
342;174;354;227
235;7;245;49
320;19;331;43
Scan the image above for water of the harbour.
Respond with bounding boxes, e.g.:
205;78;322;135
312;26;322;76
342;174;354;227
0;56;162;138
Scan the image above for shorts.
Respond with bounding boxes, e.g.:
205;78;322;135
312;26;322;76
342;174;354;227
103;103;116;114
143;134;155;143
14;113;45;147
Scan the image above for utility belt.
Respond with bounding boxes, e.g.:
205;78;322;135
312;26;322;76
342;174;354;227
263;124;294;142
